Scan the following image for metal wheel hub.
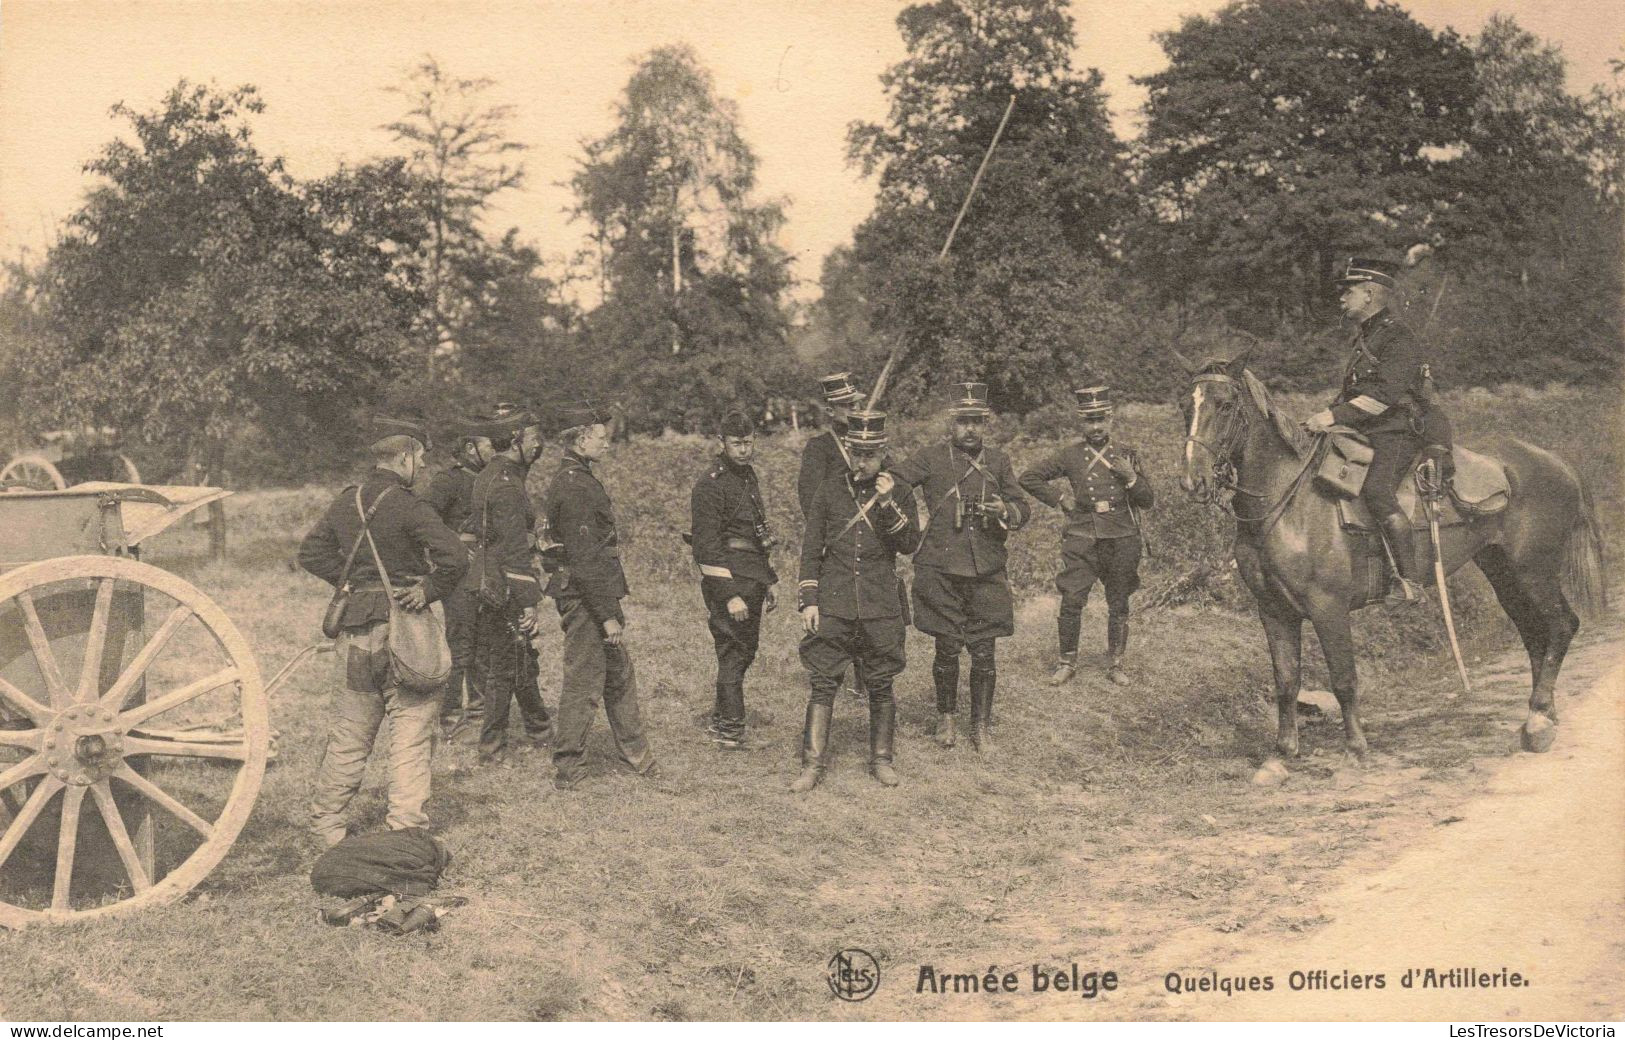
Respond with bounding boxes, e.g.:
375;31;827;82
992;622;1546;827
40;705;125;786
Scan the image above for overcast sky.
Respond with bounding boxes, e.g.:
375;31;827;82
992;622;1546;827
1;0;1619;299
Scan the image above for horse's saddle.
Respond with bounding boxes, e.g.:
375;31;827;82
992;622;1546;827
1335;442;1511;531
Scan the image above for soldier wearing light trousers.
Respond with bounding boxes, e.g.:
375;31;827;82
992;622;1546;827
298;416;466;846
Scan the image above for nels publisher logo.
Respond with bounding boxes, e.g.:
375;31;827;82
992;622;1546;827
828;948;880;1002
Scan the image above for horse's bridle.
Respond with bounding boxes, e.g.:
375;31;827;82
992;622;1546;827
1184;372;1250;505
1185;371;1321;531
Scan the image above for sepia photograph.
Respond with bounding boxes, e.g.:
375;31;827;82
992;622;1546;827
0;0;1620;1024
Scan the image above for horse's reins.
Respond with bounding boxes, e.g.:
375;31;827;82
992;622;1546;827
1186;372;1323;536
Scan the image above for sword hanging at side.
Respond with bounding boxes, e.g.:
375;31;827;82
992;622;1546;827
868;93;1018;411
1421;459;1472;697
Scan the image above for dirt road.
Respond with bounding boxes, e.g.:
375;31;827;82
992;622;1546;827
1146;633;1624;1021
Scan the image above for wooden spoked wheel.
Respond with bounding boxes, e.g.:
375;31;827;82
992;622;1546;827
0;456;67;491
0;555;267;927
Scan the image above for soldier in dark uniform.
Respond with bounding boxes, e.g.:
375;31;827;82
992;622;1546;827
793;410;922;792
468;405;554;766
420;423;489;735
1020;386;1155;687
689;410;778;750
298;416;467;846
541;405;659;790
796;372;872;701
885;382;1029;753
1303;257;1450;606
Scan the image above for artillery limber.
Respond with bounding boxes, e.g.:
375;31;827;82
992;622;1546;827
0;482;315;928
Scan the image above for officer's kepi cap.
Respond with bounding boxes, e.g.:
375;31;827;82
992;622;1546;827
1073;386;1113;417
1336;257;1399;289
842;409;888;453
818;372;865;407
949;381;992;417
370;415;432;452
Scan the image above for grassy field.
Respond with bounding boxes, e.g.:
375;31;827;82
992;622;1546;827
0;385;1618;1020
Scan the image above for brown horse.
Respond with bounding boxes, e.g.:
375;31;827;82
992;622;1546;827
1178;356;1606;782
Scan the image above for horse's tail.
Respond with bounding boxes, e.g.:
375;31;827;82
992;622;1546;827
1562;475;1609;617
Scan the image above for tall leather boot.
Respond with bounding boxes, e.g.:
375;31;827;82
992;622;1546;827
932;642;960;747
868;696;899;786
790;702;831;793
969;668;996;754
1380;512;1425;606
1106;613;1131;685
1052;603;1083;685
710;682;746;750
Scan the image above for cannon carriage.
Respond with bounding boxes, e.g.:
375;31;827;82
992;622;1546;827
0;482;304;928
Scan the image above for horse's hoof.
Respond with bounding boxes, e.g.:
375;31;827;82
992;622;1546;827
1345;748;1372;769
1520;715;1557;754
1251;758;1289;786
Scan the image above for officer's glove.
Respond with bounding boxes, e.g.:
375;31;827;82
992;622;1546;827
727;596;749;622
519;606;539;636
800;605;820;635
1059;493;1078;514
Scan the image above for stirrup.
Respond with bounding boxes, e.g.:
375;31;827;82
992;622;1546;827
1385;577;1425;607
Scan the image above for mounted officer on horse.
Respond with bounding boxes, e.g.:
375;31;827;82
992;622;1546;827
1177;256;1606;781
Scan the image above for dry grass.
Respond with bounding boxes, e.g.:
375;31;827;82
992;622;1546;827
0;387;1617;1020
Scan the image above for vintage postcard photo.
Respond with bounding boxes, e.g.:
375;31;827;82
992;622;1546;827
0;0;1620;1024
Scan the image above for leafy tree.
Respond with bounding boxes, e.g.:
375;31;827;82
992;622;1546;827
14;81;415;553
1424;18;1624;384
569;44;796;431
382;56;527;369
1132;0;1476;326
833;0;1129;414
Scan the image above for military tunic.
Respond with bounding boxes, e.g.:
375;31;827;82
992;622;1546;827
298;468;466;842
422;462;481;719
888;442;1029;646
796;429;852;517
1329;309;1426;436
469;456;551;758
1327;308;1447;517
690;456;778;739
1020;440;1155;656
298;468;467;630
797;472;922;708
540;450;653;783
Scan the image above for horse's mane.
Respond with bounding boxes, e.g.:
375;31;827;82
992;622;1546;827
1238;368;1312;457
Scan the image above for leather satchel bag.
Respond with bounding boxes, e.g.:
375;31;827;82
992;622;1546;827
321;487;395;639
357;496;452;694
1316;431;1375;498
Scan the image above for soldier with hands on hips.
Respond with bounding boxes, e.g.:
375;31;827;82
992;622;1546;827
1020;386;1155;687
